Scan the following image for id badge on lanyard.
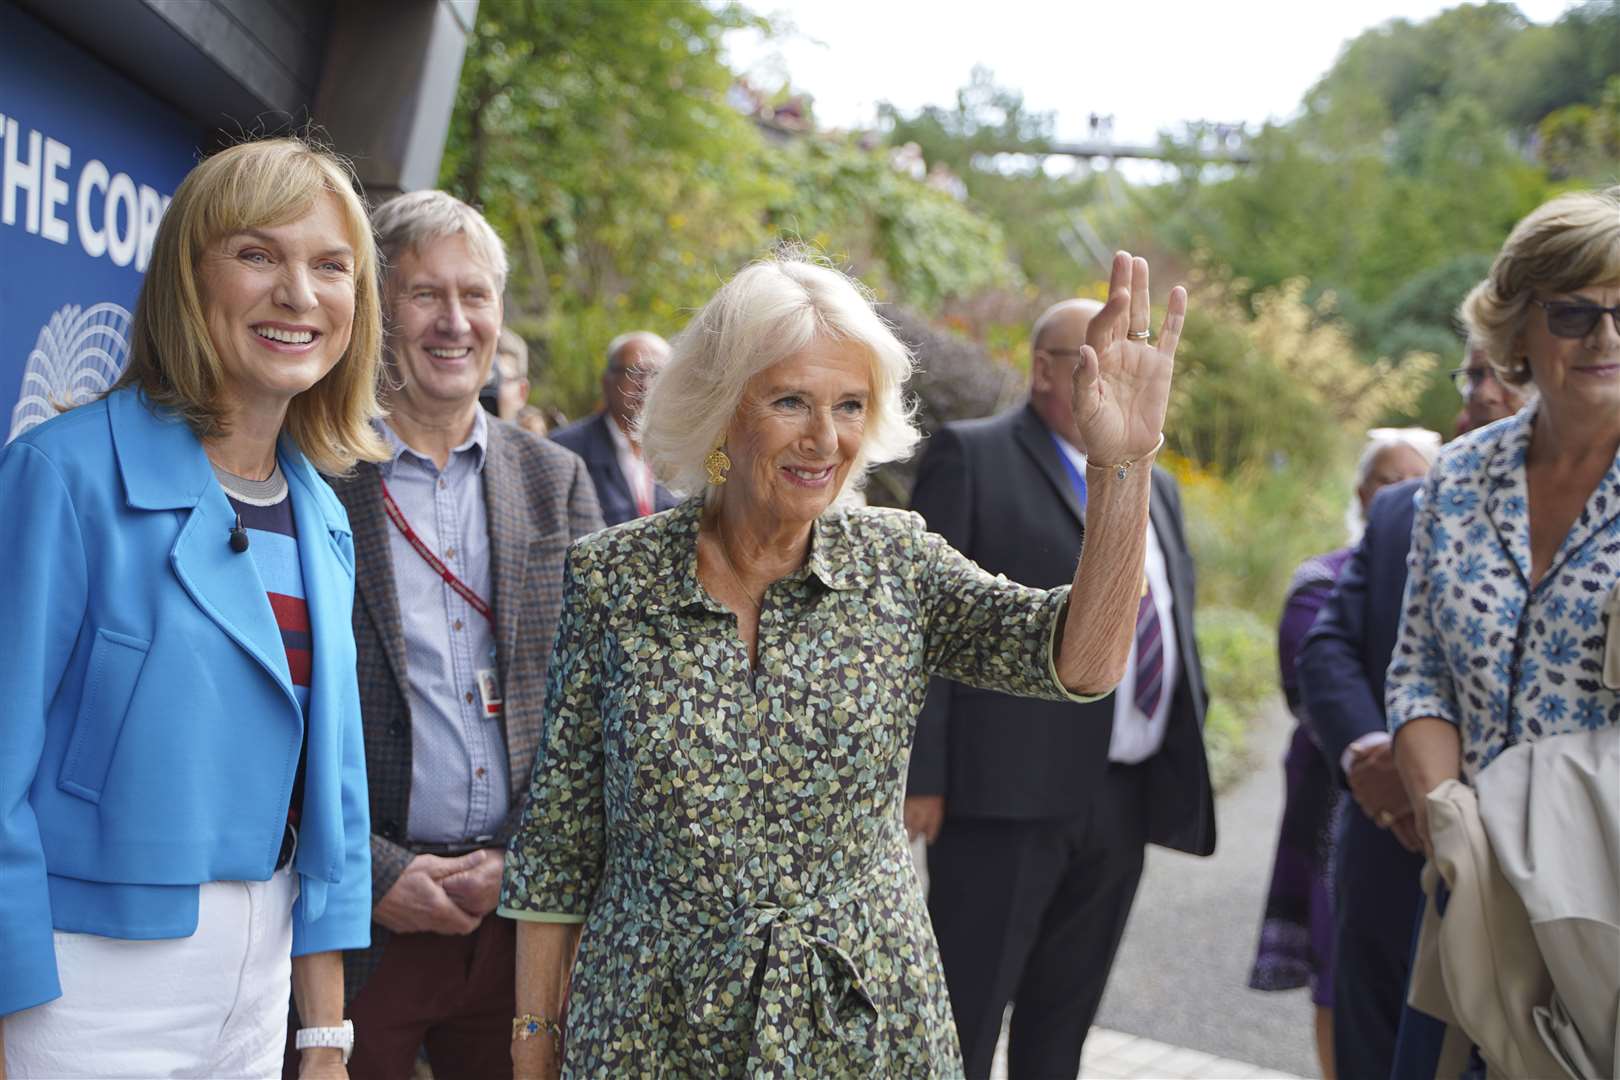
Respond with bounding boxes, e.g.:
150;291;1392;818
477;644;504;719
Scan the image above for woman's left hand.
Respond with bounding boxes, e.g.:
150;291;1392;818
1071;251;1187;466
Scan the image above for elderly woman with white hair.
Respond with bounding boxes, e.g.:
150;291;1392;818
498;250;1184;1076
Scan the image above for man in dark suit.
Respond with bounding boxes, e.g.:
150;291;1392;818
289;192;602;1078
1297;345;1525;1080
550;331;680;526
905;299;1216;1080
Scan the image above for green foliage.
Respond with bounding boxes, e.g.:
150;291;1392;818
442;2;1024;418
1195;606;1281;790
1538;76;1620;182
759;139;1020;312
878;68;1103;296
1167;278;1435;475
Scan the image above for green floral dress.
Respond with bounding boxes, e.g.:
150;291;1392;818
500;497;1094;1077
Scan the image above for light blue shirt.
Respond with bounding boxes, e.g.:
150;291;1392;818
376;412;510;844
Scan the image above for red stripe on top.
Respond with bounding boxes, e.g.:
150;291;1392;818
268;592;311;632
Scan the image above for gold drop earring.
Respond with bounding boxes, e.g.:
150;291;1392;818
704;444;731;486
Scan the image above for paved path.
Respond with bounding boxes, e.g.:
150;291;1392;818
1091;698;1320;1078
992;1026;1304;1079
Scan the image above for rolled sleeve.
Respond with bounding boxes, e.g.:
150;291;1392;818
500;544;606;920
0;442;88;1014
919;521;1106;703
1385;474;1460;734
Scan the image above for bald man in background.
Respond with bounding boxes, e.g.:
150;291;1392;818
905;300;1216;1079
550;331;678;526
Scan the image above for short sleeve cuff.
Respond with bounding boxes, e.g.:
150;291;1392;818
498;907;586;924
1386;686;1460;735
1046;590;1112;704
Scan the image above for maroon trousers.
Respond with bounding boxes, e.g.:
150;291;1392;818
284;914;515;1080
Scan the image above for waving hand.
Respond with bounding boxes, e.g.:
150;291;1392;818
1071;252;1186;466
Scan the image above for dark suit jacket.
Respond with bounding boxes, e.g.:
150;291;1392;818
550;411;679;527
906;403;1215;856
325;418;603;999
1298;478;1420;784
1297;476;1424;931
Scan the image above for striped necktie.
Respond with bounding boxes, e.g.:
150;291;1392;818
1133;578;1165;720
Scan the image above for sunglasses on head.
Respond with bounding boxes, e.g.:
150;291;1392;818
1532;298;1620;339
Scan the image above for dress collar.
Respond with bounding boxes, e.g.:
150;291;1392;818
647;498;865;614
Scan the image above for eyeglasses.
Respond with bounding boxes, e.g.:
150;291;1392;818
608;365;653;383
1532;298;1620;339
1449;366;1496;396
1039;347;1087;362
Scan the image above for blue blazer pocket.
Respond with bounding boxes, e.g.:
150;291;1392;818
59;628;151;803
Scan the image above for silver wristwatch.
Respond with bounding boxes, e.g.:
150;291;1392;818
295;1019;354;1064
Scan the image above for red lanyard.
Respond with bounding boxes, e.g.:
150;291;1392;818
378;474;494;624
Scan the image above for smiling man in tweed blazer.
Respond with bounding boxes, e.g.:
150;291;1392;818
288;192;601;1079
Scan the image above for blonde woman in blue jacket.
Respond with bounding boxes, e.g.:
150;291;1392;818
0;138;384;1078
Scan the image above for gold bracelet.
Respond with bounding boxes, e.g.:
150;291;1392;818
513;1013;564;1054
1086;432;1165;481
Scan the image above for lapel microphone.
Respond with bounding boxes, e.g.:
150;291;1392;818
229;513;250;553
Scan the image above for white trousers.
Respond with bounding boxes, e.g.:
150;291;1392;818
5;869;298;1079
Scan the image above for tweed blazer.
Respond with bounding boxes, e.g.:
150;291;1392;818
325;416;602;998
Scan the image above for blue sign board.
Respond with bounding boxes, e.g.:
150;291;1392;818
1;7;201;441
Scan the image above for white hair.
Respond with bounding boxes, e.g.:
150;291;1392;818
370;189;509;293
1345;426;1442;541
637;252;920;501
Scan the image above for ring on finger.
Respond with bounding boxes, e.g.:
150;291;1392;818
1127;328;1152;341
1377;810;1395;827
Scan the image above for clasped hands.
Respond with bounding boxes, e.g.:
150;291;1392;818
1069;251;1187;467
1347;741;1423;853
375;848;505;936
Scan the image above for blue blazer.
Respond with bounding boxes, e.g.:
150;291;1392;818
550;411;678;527
0;388;371;1016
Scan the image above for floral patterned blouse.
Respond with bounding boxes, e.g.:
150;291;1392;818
500;496;1094;1077
1387;400;1620;779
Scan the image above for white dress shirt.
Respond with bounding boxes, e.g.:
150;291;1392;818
1053;435;1178;763
604;413;655;516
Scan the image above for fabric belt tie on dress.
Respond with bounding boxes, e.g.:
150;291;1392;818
663;868;883;1075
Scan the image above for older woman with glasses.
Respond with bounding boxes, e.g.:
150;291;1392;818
1389;185;1620;839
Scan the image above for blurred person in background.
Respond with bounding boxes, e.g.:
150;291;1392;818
495;327;532;421
500;251;1185;1077
477;329;531;422
0;137;379;1079
1385;186;1620;1078
516;404;550;438
1248;427;1436;1080
1298;341;1528;1080
550;331;679;526
904;297;1215;1080
300;190;601;1080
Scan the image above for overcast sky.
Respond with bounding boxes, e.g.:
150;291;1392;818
726;1;1579;145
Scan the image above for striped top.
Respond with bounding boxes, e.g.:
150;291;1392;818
215;461;309;825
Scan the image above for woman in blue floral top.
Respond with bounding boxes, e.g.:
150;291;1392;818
1388;186;1620;850
499;250;1187;1077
